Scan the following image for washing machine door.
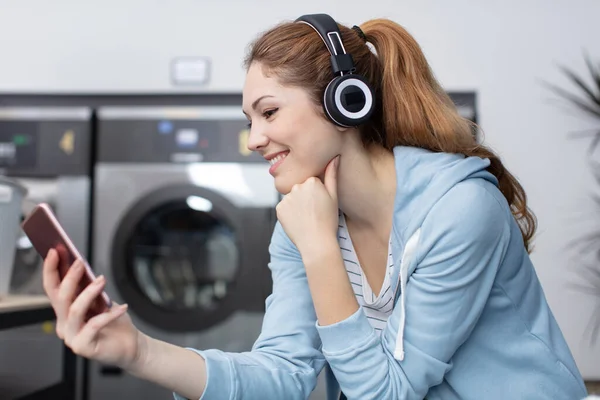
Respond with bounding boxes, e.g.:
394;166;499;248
112;185;251;332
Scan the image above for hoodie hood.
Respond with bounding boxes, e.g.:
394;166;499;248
391;145;499;244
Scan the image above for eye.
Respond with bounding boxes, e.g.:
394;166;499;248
263;108;278;119
246;108;278;129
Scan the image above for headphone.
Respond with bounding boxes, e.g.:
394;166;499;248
295;13;375;127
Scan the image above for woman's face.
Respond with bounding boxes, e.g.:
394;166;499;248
242;62;345;195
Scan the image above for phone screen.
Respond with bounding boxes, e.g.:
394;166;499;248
23;206;79;278
22;204;111;316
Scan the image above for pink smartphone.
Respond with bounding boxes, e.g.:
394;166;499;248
21;202;112;317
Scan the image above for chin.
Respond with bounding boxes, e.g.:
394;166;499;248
273;170;309;195
274;178;293;196
272;165;327;195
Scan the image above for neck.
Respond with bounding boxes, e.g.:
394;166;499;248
336;141;397;234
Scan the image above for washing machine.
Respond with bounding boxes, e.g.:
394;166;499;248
0;106;92;399
89;105;279;400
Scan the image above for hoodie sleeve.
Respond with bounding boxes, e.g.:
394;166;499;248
315;181;512;399
173;222;326;400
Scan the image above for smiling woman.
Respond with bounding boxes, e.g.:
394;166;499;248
242;66;348;194
38;12;588;400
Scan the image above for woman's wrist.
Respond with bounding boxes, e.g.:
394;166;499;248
125;330;151;376
124;330;208;399
300;234;340;267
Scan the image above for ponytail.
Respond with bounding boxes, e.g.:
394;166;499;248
360;19;537;252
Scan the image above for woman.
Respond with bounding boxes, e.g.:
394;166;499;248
41;13;587;400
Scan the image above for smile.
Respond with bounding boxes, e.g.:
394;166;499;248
269;152;288;166
267;151;289;175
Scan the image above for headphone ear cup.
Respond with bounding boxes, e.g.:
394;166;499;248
323;74;375;127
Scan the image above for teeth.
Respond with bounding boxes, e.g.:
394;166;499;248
269;153;287;165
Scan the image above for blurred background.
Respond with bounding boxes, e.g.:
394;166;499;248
0;0;599;399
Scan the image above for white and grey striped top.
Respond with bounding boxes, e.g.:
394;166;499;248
338;212;397;335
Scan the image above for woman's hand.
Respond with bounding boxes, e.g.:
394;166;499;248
276;155;340;256
42;249;143;370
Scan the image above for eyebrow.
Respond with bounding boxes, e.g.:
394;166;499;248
243;95;275;116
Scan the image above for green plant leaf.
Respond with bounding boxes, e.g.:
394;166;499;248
584;140;600;186
579;260;600;287
568;231;600;256
558;64;600;107
550;51;600;346
584;51;600;100
543;82;600;119
566;282;600;297
588;303;600;346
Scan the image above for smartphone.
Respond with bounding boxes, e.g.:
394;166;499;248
21;202;112;317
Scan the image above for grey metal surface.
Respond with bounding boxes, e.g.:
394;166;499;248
0;106;91;120
0;324;64;399
0;176;27;297
55;176;91;258
94;162;277;212
97;105;243;120
0;175;28;193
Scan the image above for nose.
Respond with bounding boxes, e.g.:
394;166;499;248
246;125;269;152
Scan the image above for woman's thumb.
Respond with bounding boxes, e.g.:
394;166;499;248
323;155;340;199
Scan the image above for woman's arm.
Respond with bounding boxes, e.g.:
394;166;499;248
126;221;327;400
126;332;208;400
300;236;359;326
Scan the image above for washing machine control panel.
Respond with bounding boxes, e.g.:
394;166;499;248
0;107;92;176
97;106;264;164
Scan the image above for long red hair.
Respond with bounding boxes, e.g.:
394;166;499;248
245;18;537;252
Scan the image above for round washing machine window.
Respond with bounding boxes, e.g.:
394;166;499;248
127;201;239;311
112;185;248;332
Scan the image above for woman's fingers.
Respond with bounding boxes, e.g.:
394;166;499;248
42;249;61;300
69;304;129;357
55;260;86;320
63;275;107;342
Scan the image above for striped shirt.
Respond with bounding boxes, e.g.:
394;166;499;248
337;212;397;335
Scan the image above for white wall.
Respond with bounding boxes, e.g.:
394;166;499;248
1;0;599;378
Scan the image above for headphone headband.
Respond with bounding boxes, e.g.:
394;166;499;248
294;13;375;127
295;14;356;76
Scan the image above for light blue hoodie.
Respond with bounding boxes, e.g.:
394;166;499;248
174;146;588;400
